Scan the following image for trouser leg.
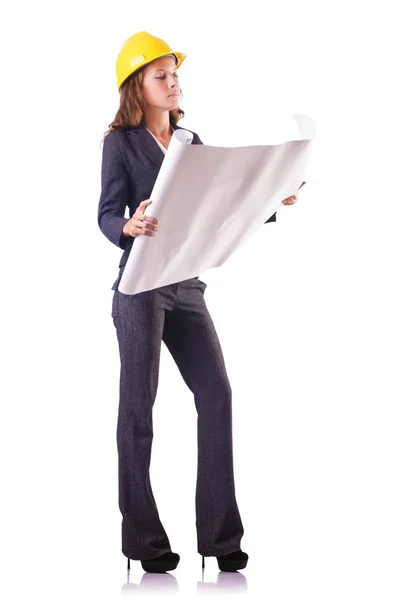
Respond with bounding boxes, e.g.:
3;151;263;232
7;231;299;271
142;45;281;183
162;278;244;556
112;287;172;560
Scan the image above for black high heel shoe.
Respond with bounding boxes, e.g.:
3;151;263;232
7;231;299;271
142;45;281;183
201;550;249;572
127;551;180;573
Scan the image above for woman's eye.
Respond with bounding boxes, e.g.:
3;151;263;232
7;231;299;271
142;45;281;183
154;74;178;80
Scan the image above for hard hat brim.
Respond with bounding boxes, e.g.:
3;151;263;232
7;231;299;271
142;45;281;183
118;51;187;90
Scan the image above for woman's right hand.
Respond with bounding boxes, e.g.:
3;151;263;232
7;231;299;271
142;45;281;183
122;199;159;238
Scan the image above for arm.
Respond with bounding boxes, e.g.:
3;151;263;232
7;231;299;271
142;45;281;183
97;132;133;250
193;132;203;145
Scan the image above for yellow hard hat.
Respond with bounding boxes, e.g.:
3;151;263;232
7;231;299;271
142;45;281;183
115;31;186;90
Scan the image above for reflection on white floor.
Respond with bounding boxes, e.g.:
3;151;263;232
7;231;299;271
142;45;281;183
120;566;248;595
197;571;248;594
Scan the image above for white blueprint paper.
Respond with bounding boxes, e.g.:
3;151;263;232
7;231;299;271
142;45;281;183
118;114;316;295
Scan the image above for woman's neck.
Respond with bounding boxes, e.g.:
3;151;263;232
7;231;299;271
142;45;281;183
143;111;173;138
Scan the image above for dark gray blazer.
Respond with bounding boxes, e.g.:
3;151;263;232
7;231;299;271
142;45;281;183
97;121;277;289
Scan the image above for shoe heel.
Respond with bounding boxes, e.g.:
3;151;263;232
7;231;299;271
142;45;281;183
201;554;205;569
127;558;130;570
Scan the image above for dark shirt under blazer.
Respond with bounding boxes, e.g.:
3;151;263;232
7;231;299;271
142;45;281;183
97;121;277;289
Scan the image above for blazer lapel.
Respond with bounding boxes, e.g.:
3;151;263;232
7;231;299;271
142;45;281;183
126;121;197;167
126;123;165;168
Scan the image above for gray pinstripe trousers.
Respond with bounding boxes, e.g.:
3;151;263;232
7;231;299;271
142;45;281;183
111;275;244;560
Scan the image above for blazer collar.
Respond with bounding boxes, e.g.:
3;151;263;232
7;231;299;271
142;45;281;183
126;121;186;168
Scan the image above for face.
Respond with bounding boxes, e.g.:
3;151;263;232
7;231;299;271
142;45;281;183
141;55;181;111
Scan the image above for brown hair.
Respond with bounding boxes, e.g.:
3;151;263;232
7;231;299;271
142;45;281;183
101;62;185;145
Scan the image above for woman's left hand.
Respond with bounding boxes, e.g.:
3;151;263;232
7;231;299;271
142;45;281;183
282;181;306;205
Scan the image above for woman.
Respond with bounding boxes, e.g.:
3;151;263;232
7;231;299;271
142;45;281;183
98;31;302;574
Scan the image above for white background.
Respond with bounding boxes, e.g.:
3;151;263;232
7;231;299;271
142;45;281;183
1;0;396;598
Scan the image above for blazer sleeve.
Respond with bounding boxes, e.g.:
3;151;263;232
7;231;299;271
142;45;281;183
193;132;203;145
193;131;277;224
97;131;133;250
